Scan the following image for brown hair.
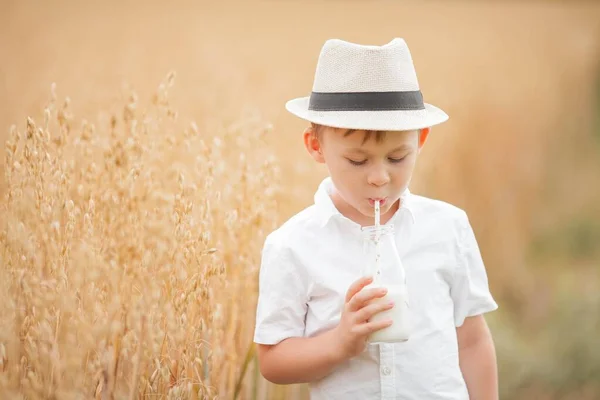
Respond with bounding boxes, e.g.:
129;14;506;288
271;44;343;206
310;123;387;145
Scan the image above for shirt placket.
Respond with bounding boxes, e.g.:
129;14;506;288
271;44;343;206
379;343;396;399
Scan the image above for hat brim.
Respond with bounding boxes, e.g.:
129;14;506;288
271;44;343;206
285;96;449;131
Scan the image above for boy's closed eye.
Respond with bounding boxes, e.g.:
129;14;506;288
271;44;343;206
345;156;408;166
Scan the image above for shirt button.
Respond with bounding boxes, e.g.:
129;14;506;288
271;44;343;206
382;366;391;375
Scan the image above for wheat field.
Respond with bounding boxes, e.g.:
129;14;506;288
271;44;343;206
1;1;600;399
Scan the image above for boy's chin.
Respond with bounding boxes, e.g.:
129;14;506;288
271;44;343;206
359;200;398;217
359;202;395;219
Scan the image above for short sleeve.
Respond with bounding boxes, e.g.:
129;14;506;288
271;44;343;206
450;212;498;327
253;233;309;345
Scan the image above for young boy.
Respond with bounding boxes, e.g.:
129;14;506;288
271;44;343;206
253;38;499;400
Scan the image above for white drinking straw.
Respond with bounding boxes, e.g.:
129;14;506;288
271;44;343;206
374;200;381;282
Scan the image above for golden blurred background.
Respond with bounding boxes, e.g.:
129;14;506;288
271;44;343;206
2;0;600;399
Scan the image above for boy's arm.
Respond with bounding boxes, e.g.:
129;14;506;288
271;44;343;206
457;315;499;400
257;276;393;385
257;328;345;385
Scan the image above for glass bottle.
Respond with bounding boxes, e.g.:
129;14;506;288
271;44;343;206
361;224;411;343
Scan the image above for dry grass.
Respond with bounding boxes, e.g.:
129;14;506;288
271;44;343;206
1;1;600;399
0;74;281;399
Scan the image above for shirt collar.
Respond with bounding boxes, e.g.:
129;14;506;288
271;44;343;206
313;177;416;228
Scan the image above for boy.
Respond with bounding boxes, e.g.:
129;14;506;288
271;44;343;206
253;38;498;400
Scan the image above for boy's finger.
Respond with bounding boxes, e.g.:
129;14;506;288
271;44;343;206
344;276;373;303
348;287;387;312
353;301;394;323
353;319;393;337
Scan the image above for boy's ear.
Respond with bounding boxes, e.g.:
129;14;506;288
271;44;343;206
303;127;325;163
418;127;430;151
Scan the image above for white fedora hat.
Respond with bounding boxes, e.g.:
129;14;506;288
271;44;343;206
286;38;449;131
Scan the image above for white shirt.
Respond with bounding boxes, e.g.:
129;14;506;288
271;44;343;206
254;177;498;400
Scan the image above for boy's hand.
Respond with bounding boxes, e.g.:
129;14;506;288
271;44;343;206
332;276;394;360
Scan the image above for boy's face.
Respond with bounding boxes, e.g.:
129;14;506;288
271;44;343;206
304;126;429;225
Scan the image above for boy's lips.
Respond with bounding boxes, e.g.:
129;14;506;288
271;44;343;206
368;198;387;207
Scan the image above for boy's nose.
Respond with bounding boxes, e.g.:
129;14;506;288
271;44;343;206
367;167;390;187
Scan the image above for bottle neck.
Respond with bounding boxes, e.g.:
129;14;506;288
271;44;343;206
361;224;400;284
361;225;395;242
